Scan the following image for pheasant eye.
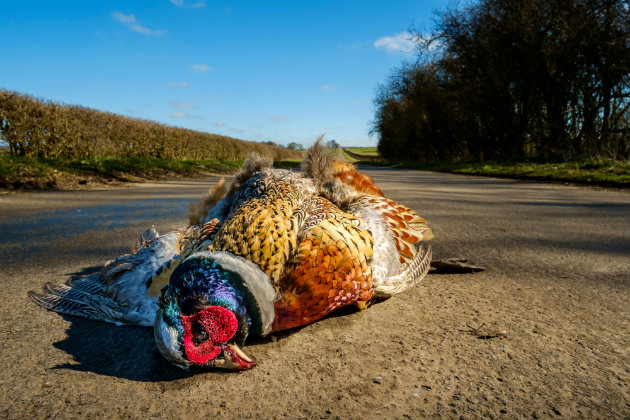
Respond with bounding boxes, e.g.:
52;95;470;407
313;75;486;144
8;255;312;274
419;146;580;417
192;321;209;345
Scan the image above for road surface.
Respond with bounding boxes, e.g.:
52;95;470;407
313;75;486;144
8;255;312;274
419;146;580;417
0;168;628;419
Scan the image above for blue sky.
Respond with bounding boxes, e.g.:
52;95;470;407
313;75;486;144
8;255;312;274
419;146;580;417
1;0;446;147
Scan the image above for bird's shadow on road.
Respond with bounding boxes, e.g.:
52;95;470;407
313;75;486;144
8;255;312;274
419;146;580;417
52;315;191;382
51;315;292;381
49;266;188;382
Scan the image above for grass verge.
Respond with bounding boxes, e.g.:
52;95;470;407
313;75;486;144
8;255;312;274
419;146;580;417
344;147;379;156
355;159;630;189
0;153;305;192
272;160;302;169
0;154;243;191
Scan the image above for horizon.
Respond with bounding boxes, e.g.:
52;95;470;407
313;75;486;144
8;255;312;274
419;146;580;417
1;0;447;148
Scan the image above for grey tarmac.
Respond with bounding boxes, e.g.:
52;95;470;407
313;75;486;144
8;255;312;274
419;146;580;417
0;167;628;419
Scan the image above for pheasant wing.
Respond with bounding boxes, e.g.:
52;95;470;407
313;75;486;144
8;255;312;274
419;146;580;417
272;197;375;331
29;220;221;326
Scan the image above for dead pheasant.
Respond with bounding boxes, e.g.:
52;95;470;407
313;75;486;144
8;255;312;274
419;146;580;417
29;141;482;371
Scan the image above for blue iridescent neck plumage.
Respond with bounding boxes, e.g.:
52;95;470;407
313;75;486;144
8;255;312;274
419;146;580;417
167;257;244;314
159;253;264;336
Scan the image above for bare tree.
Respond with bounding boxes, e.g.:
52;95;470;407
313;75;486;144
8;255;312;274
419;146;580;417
373;0;630;161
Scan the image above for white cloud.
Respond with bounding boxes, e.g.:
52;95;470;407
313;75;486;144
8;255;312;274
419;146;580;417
191;64;212;72
165;81;191;88
374;32;419;54
270;116;290;122
171;111;202;119
112;12;135;25
170;0;206;8
111;12;166;36
321;84;336;91
169;101;196;109
215;122;226;127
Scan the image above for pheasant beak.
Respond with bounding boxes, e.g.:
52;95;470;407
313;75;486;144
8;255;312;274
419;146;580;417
213;343;257;370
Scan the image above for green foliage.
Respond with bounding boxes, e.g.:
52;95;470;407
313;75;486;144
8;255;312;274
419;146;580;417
373;0;630;162
355;158;630;188
0;90;300;161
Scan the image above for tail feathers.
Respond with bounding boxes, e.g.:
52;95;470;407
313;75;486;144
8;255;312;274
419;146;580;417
401;244;433;284
374;245;432;297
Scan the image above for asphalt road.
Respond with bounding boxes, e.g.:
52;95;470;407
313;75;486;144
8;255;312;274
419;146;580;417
0;168;628;419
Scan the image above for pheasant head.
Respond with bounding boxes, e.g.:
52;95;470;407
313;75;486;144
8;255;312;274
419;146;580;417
154;251;275;371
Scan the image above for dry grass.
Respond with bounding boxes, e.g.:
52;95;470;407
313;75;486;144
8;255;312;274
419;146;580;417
0;90;300;161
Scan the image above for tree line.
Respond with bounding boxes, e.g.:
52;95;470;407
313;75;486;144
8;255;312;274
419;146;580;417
0;90;299;161
372;0;629;161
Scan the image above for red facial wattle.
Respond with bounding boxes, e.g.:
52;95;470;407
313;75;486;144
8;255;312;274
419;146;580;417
180;306;239;365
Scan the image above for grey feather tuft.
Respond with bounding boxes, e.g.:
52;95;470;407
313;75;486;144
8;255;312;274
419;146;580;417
301;137;334;189
301;138;360;210
320;178;359;211
235;153;274;185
